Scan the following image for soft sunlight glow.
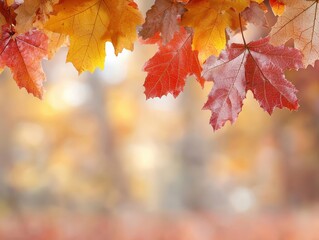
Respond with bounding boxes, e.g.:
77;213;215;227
127;142;160;171
46;81;91;111
146;95;179;111
229;187;256;213
14;122;45;148
97;43;131;84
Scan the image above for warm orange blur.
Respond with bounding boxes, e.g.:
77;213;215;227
0;1;318;239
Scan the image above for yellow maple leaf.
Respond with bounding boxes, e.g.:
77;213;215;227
182;0;262;63
45;0;142;73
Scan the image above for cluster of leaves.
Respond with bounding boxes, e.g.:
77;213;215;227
0;0;317;130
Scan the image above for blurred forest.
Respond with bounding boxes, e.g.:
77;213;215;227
0;0;319;239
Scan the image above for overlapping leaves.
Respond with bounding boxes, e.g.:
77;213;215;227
0;0;316;130
0;0;142;97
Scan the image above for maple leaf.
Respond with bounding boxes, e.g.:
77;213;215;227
143;27;204;98
15;0;57;34
45;0;142;73
270;0;319;67
203;37;303;130
0;25;48;98
139;0;185;45
181;0;261;63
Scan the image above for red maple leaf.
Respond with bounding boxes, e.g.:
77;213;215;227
0;25;48;98
203;37;303;130
143;27;204;98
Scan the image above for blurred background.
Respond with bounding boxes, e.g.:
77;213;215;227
0;1;319;239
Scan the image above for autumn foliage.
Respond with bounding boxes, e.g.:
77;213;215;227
0;0;317;130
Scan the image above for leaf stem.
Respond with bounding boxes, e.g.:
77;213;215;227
239;13;247;47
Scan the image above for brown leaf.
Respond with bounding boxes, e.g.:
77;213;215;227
139;0;185;44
